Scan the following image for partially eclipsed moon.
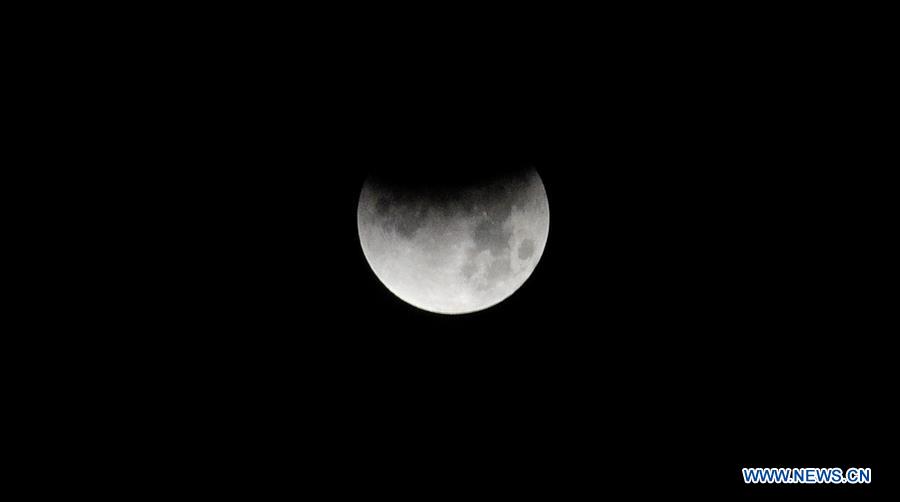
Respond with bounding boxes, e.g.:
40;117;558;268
357;167;549;314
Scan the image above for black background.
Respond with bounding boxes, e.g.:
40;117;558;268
134;6;895;498
285;14;892;498
307;119;891;497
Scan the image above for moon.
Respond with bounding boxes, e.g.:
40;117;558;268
357;167;549;314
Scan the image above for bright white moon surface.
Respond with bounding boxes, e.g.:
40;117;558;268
357;167;549;314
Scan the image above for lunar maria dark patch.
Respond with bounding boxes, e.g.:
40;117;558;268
518;238;535;260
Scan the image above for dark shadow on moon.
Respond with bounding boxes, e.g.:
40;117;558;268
372;195;428;239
